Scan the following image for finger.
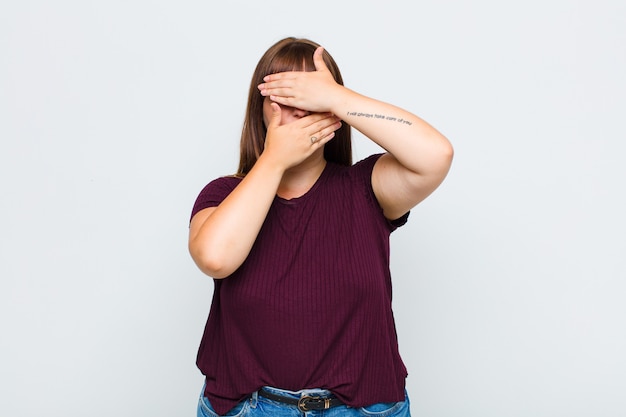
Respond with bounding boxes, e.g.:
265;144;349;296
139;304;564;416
307;118;341;143
262;72;297;83
268;95;296;108
300;113;337;129
258;78;293;92
316;119;342;139
311;131;336;149
260;86;294;98
319;131;336;145
313;47;328;72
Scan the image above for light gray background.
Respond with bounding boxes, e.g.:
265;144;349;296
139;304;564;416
1;1;625;416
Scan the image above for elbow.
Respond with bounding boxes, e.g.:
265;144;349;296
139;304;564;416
442;140;454;172
432;133;454;174
196;259;232;279
189;244;234;279
439;133;454;162
426;139;454;187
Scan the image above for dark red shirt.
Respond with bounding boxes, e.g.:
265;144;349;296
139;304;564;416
190;154;409;415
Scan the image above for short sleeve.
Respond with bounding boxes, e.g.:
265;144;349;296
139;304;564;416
351;153;410;231
190;176;242;221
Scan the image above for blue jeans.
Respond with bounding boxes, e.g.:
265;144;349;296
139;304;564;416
197;385;411;417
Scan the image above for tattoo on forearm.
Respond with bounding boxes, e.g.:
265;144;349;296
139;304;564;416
346;111;413;125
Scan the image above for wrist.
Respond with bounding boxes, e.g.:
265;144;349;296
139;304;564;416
328;86;358;117
255;152;288;178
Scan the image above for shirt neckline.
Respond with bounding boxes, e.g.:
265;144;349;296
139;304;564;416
275;161;332;205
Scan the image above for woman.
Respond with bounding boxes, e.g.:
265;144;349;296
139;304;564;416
189;37;453;417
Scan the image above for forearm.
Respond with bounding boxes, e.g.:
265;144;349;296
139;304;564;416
331;87;452;176
189;156;283;278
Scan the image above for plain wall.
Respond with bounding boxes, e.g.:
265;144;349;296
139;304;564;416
1;1;625;416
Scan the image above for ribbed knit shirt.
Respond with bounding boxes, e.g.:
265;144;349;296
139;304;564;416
190;154;409;415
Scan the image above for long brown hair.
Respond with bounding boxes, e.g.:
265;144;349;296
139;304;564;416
236;37;352;175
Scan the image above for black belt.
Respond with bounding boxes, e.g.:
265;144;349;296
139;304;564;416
258;388;344;412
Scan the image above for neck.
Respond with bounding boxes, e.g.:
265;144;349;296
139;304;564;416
277;153;327;200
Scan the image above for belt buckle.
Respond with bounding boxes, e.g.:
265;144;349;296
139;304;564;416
298;395;327;412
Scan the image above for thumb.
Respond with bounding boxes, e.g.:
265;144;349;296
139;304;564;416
268;102;282;128
313;46;328;72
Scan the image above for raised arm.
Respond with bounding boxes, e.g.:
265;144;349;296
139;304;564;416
258;47;453;220
335;90;453;219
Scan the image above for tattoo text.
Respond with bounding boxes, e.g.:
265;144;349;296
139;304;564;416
346;112;413;125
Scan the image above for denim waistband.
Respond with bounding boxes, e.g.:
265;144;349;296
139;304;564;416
259;386;335;399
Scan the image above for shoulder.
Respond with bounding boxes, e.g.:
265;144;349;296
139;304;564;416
326;153;383;182
350;153;384;174
321;153;383;195
354;153;384;169
326;153;408;229
190;175;242;221
198;175;242;196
